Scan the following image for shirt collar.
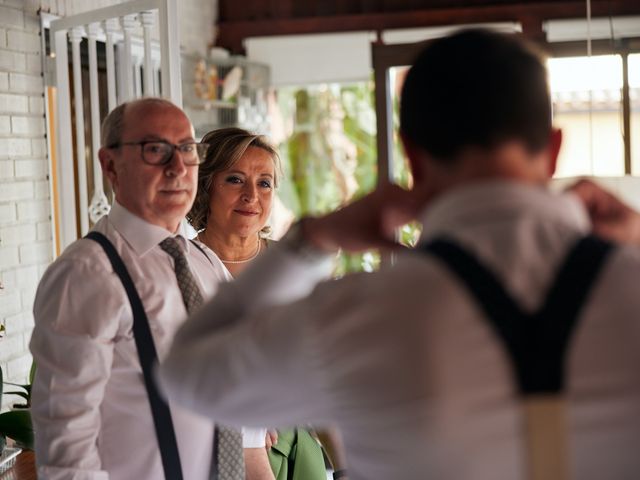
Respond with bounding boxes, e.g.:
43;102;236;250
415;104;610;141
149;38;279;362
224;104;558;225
108;201;190;256
418;180;591;242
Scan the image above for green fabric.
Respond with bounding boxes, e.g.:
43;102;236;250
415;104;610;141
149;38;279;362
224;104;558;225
268;429;327;480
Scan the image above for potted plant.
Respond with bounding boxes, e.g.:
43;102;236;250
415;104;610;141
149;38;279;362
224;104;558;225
0;323;34;451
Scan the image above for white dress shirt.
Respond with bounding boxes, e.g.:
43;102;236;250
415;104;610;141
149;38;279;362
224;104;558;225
160;181;640;480
30;202;230;480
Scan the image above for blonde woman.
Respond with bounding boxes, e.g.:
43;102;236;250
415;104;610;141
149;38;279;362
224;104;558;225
189;128;342;480
188;128;279;480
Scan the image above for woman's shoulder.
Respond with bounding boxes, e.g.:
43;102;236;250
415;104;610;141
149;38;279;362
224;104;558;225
190;238;233;280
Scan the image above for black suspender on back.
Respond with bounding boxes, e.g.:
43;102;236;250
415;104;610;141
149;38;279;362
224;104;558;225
420;234;614;395
86;232;184;480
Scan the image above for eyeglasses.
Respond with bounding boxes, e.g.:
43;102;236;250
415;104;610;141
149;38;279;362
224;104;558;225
108;140;209;166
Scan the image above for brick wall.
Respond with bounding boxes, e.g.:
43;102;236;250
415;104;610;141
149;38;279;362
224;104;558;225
0;0;50;397
0;0;218;403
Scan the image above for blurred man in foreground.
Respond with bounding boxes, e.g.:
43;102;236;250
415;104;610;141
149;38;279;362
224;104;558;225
160;31;640;480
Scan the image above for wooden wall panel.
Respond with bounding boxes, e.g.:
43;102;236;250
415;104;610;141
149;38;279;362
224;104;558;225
216;0;640;53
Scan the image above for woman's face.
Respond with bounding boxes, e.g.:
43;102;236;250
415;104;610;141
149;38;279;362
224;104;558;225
207;146;275;238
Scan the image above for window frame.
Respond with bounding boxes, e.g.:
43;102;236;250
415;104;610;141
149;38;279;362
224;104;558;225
372;35;640;180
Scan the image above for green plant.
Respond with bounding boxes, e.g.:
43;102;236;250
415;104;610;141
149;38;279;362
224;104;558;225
278;82;382;275
0;362;35;450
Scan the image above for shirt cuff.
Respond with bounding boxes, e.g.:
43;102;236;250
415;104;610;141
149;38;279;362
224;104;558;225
242;427;267;448
38;465;110;480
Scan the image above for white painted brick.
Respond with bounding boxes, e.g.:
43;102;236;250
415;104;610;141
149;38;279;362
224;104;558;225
6;354;32;382
3;311;26;335
0;93;28;113
20;285;36;310
0;268;15;288
0;6;23;30
0;115;9;134
9;73;42;94
29;95;44;114
0;245;19;267
7;30;40;53
31;137;46;156
19;241;51;264
22;311;34;329
0;160;13;179
0;332;24;362
10;137;30;156
34;180;48;199
0;137;30;157
17;199;49;221
0;27;6;49
11;115;45;136
0;49;25;72
37;220;51;241
24;10;40;33
0;72;7;91
15;265;39;287
2;1;32;10
0;203;16;223
1;224;36;245
15;158;47;178
1;265;38;289
0;181;34;201
25;53;40;74
0;288;21;316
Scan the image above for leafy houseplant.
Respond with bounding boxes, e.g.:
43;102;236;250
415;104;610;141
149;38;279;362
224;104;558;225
0;360;35;451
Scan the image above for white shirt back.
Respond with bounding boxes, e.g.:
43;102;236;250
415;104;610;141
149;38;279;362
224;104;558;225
161;182;640;480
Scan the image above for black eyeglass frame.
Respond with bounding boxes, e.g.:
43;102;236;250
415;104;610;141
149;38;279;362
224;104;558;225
107;140;209;166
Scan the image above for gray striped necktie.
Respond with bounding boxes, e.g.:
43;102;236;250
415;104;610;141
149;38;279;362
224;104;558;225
159;237;246;480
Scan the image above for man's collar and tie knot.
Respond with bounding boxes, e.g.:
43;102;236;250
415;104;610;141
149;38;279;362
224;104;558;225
160;237;204;314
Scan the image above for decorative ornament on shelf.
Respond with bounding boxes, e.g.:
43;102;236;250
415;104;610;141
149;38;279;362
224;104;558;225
184;53;271;136
222;66;243;101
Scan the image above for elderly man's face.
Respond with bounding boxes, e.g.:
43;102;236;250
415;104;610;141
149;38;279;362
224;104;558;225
101;103;198;232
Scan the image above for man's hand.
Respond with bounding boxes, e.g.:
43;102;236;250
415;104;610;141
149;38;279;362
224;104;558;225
302;182;423;253
568;179;640;245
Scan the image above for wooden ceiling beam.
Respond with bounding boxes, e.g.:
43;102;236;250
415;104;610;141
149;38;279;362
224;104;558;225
216;0;640;53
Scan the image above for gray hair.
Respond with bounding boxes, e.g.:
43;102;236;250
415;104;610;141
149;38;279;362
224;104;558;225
100;97;179;147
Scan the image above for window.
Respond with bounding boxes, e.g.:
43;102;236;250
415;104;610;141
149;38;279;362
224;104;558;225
273;82;381;274
548;55;625;177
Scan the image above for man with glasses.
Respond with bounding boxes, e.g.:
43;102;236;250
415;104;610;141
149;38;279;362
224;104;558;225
30;98;248;480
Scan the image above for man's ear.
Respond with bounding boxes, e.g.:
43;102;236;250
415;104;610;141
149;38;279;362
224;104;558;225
548;128;562;178
399;132;424;184
98;147;118;192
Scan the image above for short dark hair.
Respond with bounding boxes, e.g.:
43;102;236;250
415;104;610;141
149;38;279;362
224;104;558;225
400;29;551;163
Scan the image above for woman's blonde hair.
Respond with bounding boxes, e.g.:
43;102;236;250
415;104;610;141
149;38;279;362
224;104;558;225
188;127;281;232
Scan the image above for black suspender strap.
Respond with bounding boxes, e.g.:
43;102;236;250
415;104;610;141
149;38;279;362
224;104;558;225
420;234;614;395
86;231;184;480
421;234;614;480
